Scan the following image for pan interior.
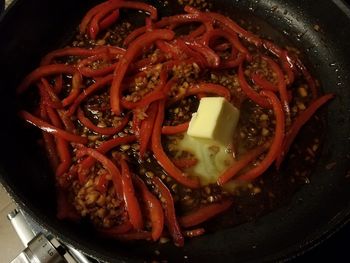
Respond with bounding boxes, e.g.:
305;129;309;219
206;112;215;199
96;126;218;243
0;0;349;262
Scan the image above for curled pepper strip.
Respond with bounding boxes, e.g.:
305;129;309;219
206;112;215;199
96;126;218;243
217;142;270;185
79;135;137;177
236;90;285;181
119;158;144;230
39;101;60;170
134;176;164;241
152;101;200;188
184;6;261;47
150;176;184;247
17;64;79;94
46;107;72;178
77;54;118;78
251;72;278;92
276;93;335;168
238;64;271;108
261;56;290;119
77;107;129;136
76;146;124;199
79;1;112;34
19;110;88;144
110;29;175;115
139;102;158;159
162;122;189;135
39;78;63;108
40;46;125;66
68;74;113;116
89;0;158;40
179;199;233;228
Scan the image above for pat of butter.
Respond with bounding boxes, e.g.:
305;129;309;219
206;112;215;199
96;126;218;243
187;97;240;146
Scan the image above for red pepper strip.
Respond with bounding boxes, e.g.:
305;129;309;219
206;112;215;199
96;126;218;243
187;24;206;39
122;92;165;110
123;26;146;46
132;53;167;72
77;107;129;136
217;142;270;185
213;42;231;52
134;176;164;241
172;39;207;67
110;29;175;115
155;13;212;29
251;72;278;92
17;64;78;94
79;1;111;34
162;122;189;135
89;1;158;40
61;72;83;107
183;228;205;238
39;79;63;108
238;64;271;108
122;69;168;110
172;158;198;169
156;40;180;58
57;109;75;133
139;103;158;159
150;176;184;247
46;107;72;177
53;75;63;94
276;93;334;168
79;135;137;172
183;5;261;46
207;12;261;47
119;158;144;230
56;187;80;221
68;74;113;116
96;172;108;193
19;110;88;144
76;146;124;199
262;40;295;85
98;9;120;32
185;41;220;68
178;199;233;228
261;56;290;118
40;46;125;66
39;101;59;169
201;28;248;55
38;83;60;109
132;109;142;138
295;58;318;100
97;221;133;237
152;101;201;188
237;90;285;181
77;54;118;78
220;52;246;69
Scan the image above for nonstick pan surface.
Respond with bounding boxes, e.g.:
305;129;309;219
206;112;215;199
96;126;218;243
0;0;350;262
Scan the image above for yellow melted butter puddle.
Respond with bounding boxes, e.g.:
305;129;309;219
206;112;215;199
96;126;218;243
176;134;235;185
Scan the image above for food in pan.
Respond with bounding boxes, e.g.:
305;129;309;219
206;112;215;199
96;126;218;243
17;0;334;246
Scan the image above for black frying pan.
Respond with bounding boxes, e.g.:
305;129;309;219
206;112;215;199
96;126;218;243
0;0;350;262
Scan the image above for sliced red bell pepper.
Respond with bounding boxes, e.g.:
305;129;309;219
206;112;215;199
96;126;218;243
134;176;164;241
150;176;184;247
119;158;144;230
179;199;233;228
237;90;285;181
151;101;200;188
